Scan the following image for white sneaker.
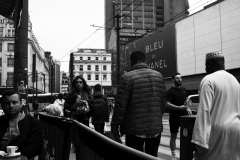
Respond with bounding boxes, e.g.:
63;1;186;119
171;155;178;160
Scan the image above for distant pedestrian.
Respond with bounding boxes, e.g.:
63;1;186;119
111;51;167;157
192;52;240;160
53;93;65;116
166;72;191;160
109;102;113;113
91;84;110;134
32;99;39;113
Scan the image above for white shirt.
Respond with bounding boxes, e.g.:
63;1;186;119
192;70;240;160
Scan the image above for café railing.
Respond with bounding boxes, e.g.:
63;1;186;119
38;112;159;160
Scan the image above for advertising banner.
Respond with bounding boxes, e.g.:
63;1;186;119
112;25;176;86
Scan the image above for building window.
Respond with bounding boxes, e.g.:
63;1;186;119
87;65;91;70
7;58;14;67
103;75;107;81
95;65;99;71
7;72;14;87
12;29;15;37
87;74;91;80
0;73;1;85
95;75;99;80
0;43;2;52
79;65;83;71
0;28;3;37
88;57;91;60
80;57;83;60
0;58;2;67
8;43;14;52
95;57;99;60
8;29;11;36
103;65;107;70
73;65;75;70
103;57;106;60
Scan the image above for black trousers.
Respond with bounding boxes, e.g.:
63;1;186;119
93;123;105;134
125;134;161;157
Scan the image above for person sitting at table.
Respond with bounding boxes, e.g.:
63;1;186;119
0;90;43;159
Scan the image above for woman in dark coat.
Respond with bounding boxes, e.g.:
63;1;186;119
64;76;93;158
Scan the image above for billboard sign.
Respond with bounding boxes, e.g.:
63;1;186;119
112;25;177;86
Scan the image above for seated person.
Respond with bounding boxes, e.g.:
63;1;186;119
0;90;43;159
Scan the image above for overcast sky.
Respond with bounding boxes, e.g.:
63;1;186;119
28;0;217;72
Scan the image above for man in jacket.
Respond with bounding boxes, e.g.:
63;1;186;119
91;84;110;134
111;51;167;157
0;90;43;159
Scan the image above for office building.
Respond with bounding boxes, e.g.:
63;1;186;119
105;0;189;50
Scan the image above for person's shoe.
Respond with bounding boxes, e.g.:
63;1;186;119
171;155;178;160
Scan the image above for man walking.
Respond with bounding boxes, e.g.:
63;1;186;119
111;51;167;157
192;52;240;160
166;73;190;160
92;84;110;134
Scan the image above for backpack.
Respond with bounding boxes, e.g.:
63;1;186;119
92;97;107;116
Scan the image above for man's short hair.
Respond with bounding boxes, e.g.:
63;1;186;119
130;51;145;64
1;90;21;103
94;84;101;91
172;72;181;79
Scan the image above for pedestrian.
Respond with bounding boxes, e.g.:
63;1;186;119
0;90;43;159
53;93;65;116
91;84;110;134
64;76;93;158
111;51;167;157
64;76;93;125
32;99;39;114
192;52;240;160
166;72;191;160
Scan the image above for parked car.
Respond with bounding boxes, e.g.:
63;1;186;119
186;94;199;115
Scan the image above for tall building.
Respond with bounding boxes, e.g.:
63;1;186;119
0;15;60;94
105;0;189;50
70;48;112;96
60;71;69;94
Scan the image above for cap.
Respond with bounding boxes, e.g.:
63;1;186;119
206;51;223;60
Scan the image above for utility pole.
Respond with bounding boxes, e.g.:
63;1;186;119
42;73;45;93
69;53;74;92
14;0;28;92
115;14;121;85
51;60;54;103
36;71;38;101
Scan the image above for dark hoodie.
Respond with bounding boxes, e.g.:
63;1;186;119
91;91;110;125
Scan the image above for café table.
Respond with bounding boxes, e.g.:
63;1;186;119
0;155;28;160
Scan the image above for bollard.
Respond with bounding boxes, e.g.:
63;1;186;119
180;115;196;160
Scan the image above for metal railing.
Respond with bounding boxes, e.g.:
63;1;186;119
38;112;159;160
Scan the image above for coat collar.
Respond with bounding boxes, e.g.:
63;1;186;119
129;63;149;71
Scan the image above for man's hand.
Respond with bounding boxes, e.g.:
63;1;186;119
113;134;122;144
76;95;81;103
186;107;192;115
111;125;122;144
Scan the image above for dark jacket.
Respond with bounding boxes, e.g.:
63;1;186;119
91;91;110;125
111;63;167;135
0;114;43;159
64;93;93;122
